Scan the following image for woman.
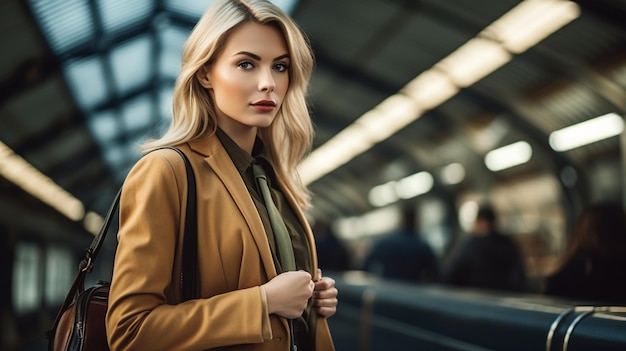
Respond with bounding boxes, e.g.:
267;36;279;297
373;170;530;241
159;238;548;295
105;1;338;350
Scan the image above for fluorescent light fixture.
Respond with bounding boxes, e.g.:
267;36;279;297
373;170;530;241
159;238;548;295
299;124;374;184
0;142;84;221
0;141;103;235
301;94;422;184
402;70;459;110
83;211;105;235
437;38;512;87
440;162;466;185
368;171;433;207
358;94;422;142
395;171;434;199
484;0;580;54
549;112;624;151
485;141;533;171
335;206;400;239
368;181;399;208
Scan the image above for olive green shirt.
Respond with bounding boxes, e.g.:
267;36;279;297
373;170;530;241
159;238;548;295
216;129;313;349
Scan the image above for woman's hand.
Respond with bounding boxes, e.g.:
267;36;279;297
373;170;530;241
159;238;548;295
263;270;314;319
312;269;338;318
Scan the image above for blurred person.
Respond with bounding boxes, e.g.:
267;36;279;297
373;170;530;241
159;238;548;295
442;204;526;291
543;202;626;304
313;220;351;272
105;1;337;350
363;207;438;283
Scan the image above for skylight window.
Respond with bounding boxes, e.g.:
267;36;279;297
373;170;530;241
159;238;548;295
159;26;189;79
98;0;155;35
29;0;95;54
88;110;119;143
63;57;108;110
110;34;153;94
122;94;153;132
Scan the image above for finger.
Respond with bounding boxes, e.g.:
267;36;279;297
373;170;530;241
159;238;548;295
314;288;338;301
314;277;335;291
313;296;338;307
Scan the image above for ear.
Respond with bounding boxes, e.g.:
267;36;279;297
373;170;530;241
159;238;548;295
196;65;212;88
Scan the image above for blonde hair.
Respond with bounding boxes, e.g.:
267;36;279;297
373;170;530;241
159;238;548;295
141;0;315;208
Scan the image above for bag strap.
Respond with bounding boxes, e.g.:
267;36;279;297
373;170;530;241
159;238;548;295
174;147;198;301
47;146;198;342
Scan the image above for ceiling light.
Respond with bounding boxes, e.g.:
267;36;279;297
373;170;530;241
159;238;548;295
402;70;459;110
368;171;434;207
437;38;512;87
549;112;624;152
440;163;466;185
299;125;374;184
0;142;84;221
484;0;580;54
395;171;434;199
358;94;422;142
368;182;399;208
0;142;104;235
484;141;533;171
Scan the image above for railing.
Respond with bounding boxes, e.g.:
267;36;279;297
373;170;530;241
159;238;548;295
326;271;626;351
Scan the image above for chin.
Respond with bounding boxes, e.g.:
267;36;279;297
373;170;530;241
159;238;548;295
251;117;276;128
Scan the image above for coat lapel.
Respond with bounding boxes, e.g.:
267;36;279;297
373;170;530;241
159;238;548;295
188;137;278;279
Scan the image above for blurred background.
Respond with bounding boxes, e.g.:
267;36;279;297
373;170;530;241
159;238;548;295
1;0;625;350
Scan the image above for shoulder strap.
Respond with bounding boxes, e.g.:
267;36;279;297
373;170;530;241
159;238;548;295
169;147;198;301
47;146;198;341
83;146;197;298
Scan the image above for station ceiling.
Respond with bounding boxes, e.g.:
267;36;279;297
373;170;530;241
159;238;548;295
1;0;625;239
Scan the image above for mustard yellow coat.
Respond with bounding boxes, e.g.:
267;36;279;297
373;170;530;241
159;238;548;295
105;136;335;351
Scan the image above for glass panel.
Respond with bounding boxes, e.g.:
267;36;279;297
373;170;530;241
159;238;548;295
28;0;95;54
89;109;120;143
122;94;152;132
164;0;214;19
12;243;41;314
159;25;189;79
271;0;300;14
110;34;153;95
159;85;174;121
63;56;108;110
44;246;74;305
98;0;155;34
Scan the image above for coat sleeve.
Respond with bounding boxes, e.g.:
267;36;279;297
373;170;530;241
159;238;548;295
105;150;272;351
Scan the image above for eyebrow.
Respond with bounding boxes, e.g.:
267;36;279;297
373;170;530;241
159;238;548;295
235;51;290;61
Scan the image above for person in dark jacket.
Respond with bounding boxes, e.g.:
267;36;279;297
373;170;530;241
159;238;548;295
363;207;438;283
443;204;526;291
314;220;351;272
543;202;626;304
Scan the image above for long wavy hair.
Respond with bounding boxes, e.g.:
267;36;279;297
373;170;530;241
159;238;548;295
141;0;315;208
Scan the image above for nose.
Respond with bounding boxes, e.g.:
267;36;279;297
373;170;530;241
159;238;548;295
258;68;275;92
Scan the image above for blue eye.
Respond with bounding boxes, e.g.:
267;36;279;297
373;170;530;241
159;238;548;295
238;61;254;69
274;63;289;72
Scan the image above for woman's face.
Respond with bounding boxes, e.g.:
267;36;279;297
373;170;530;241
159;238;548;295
198;21;290;135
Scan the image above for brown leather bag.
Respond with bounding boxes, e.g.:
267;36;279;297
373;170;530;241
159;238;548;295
46;147;198;351
49;282;110;351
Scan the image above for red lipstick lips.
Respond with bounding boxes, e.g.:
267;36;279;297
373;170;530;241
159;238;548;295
251;100;276;112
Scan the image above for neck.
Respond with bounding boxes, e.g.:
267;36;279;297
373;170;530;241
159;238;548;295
220;126;258;154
